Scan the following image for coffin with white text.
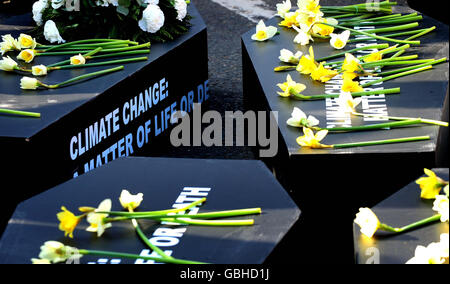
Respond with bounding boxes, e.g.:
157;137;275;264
0;157;301;264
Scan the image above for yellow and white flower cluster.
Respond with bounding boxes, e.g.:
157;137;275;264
407;234;449;264
1;34;37;56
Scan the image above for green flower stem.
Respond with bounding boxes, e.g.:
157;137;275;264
320;119;423;132
359;54;419;66
316;44;390;62
405;26;436;41
338;14;376;22
348;28;429;43
377;58;447;77
78;249;206;264
352;112;449;127
323;45;409;66
347;13;403;22
37;41;133;50
46;47;103;67
351;23;419;35
332;135;430;149
290;87;400;101
322;1;396;10
38;43;151;56
322;23;421;45
364;59;435;68
361;65;432;88
41;44;130;51
341;15;423;27
332;13;368;19
0;108;41;118
156;218;255;226
47;50;150;68
380;214;442;234
48;57;148;71
42;39;138;52
42;66;124;89
321;6;393;14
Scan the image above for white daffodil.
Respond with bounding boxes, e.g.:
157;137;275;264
20;77;40;90
276;0;292;18
38;241;81;264
86;199;112;237
297;0;323;17
406;243;447;264
438;234;449;259
1;34;20;55
32;0;49;26
287;107;320;128
330;30;351;50
18;34;37;50
70;54;86;65
337;91;362;113
119;189;144;210
44;20;66;44
0;56;18;72
292;25;313;46
139;4;165;33
279;49;303;64
432;195;449;223
174;0;188;21
251;20;278;42
32;65;48;76
17;49;36;63
354;208;381;238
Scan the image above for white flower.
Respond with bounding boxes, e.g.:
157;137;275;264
18;34;37;50
119;189;144;210
1;35;20;55
438;234;449;258
0;56;18;72
109;0;119;6
51;0;65;9
38;241;81;264
279;49;303;64
406;243;447;264
86;199;112;237
139;4;165;33
337;91;362;113
32;0;49;26
354;208;380;238
330;30;351;50
44;20;66;44
276;0;292;18
287;107;320;128
17;49;37;63
32;65;48;76
70;54;86;65
144;0;159;4
174;0;188;21
20;77;40;90
292;25;313;46
251;20;278;42
432;195;449;223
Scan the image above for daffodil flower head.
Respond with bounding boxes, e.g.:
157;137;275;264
280;11;300;28
1;34;20;55
119;189;144;210
292;24;313;46
341;77;364;93
70;54;86;65
287;107;320;128
0;56;18;72
363;51;383;63
297;46;317;74
310;62;338;82
342;53;362;73
86;199;112;237
432;195;449;223
57;206;82;238
312;17;337;36
354;208;381;238
330;30;350;50
296;11;321;31
18;34;37;50
406;243;447;264
296;127;331;149
276;0;292;18
17;49;36;63
279;48;303;64
337;91;362;113
20;77;40;90
297;0;323;16
342;71;358;81
32;65;48;76
277;74;306;97
38;241;81;264
416;168;447;200
251;20;278;42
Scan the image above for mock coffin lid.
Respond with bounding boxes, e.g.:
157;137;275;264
353;168;449;264
0;157;301;264
241;7;449;156
0;4;206;139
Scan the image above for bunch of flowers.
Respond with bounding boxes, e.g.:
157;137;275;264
31;189;262;264
354;170;449;264
30;0;190;44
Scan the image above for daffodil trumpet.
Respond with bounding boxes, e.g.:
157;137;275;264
0;108;41;118
332;135;430;149
377;58;448;77
360;65;433;88
40;39;139;52
288;87;400;101
316;43;389;62
351;112;449;127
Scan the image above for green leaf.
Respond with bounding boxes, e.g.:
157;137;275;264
118;0;131;7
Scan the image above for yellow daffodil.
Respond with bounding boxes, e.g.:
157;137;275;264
406;243;447;264
251;20;278;42
416;169;447;200
276;0;292;19
287;107;320;128
354;208;381;238
20;77;40;90
119;189;144;210
432;195;449;223
280;11;300;28
363;51;383;63
57;206;82;238
296;127;331;149
0;56;18;72
337;91;362;113
292;25;313;46
38;241;81;264
312;18;337;36
70;54;86;65
342;71;358;81
17;49;36;63
31;258;51;264
330;30;350;50
279;49;303;64
297;0;323;16
18;34;37;50
32;65;48;76
342;77;364;93
296;12;321;31
310;62;338;82
342;53;362;73
86;199;112;237
297;46;317;74
277;74;307;97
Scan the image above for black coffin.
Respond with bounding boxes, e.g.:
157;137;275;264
0;4;208;228
242;7;448;262
0;157;301;264
354;168;449;264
